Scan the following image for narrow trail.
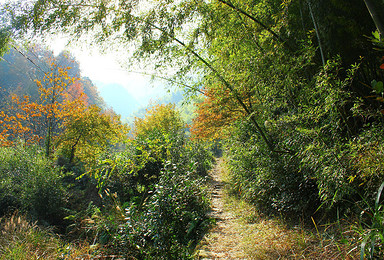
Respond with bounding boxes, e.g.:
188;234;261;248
196;158;248;259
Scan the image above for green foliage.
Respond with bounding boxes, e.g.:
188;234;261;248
358;182;384;259
296;58;358;203
4;0;384;256
78;104;214;258
348;123;384;198
117;162;211;259
133;103;185;138
56;105;129;167
225;121;319;218
0;28;10;57
79;140;213;259
0;144;66;225
90;103;212;192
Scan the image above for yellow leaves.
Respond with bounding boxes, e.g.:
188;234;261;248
15;113;24;120
133;103;184;137
35;79;43;88
11;94;19;101
56;104;129;165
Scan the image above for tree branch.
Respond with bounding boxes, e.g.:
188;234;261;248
363;0;384;40
146;22;275;151
217;0;294;52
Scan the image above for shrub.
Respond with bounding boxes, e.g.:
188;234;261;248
224;121;320;218
0;145;67;226
79;103;214;258
117;162;211;259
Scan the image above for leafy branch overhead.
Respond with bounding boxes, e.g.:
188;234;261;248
4;0;301;151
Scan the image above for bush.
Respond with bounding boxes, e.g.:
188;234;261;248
348;123;384;199
224;121;320;218
78;103;214;258
90;127;213;206
78;146;212;259
0;145;67;226
117;162;211;259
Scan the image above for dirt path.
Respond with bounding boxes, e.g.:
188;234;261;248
196;159;248;259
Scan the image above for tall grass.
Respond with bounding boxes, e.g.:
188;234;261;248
358;182;384;259
218;158;361;259
0;214;94;260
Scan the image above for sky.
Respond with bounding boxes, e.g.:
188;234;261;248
50;36;170;119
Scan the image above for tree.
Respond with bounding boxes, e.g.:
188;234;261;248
0;5;11;57
0;28;10;57
34;61;77;156
0;94;43;146
5;0;384;217
133;103;185;138
4;0;380;149
56;105;129;165
4;0;293;152
126;104;187;190
191;88;242;141
0;61;85;154
0;45;106;111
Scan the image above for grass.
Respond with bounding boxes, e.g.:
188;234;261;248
222;194;361;259
0;213;99;260
217;160;361;260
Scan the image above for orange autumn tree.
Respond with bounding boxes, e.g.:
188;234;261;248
36;62;80;156
191;87;243;141
0;60;128;164
0;62;87;156
0;95;42;146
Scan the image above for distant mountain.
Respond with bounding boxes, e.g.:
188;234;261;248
125;90;199;127
95;81;140;120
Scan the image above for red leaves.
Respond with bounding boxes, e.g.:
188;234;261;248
191;87;243;140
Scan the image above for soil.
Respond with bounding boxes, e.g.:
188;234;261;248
196;159;248;260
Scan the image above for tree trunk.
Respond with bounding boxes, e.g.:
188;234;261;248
69;134;82;164
307;0;326;67
45;120;51;157
363;0;384;39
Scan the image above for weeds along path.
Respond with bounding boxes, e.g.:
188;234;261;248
196;158;248;259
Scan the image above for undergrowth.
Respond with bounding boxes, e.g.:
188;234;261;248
219;159;361;260
0;214;96;260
